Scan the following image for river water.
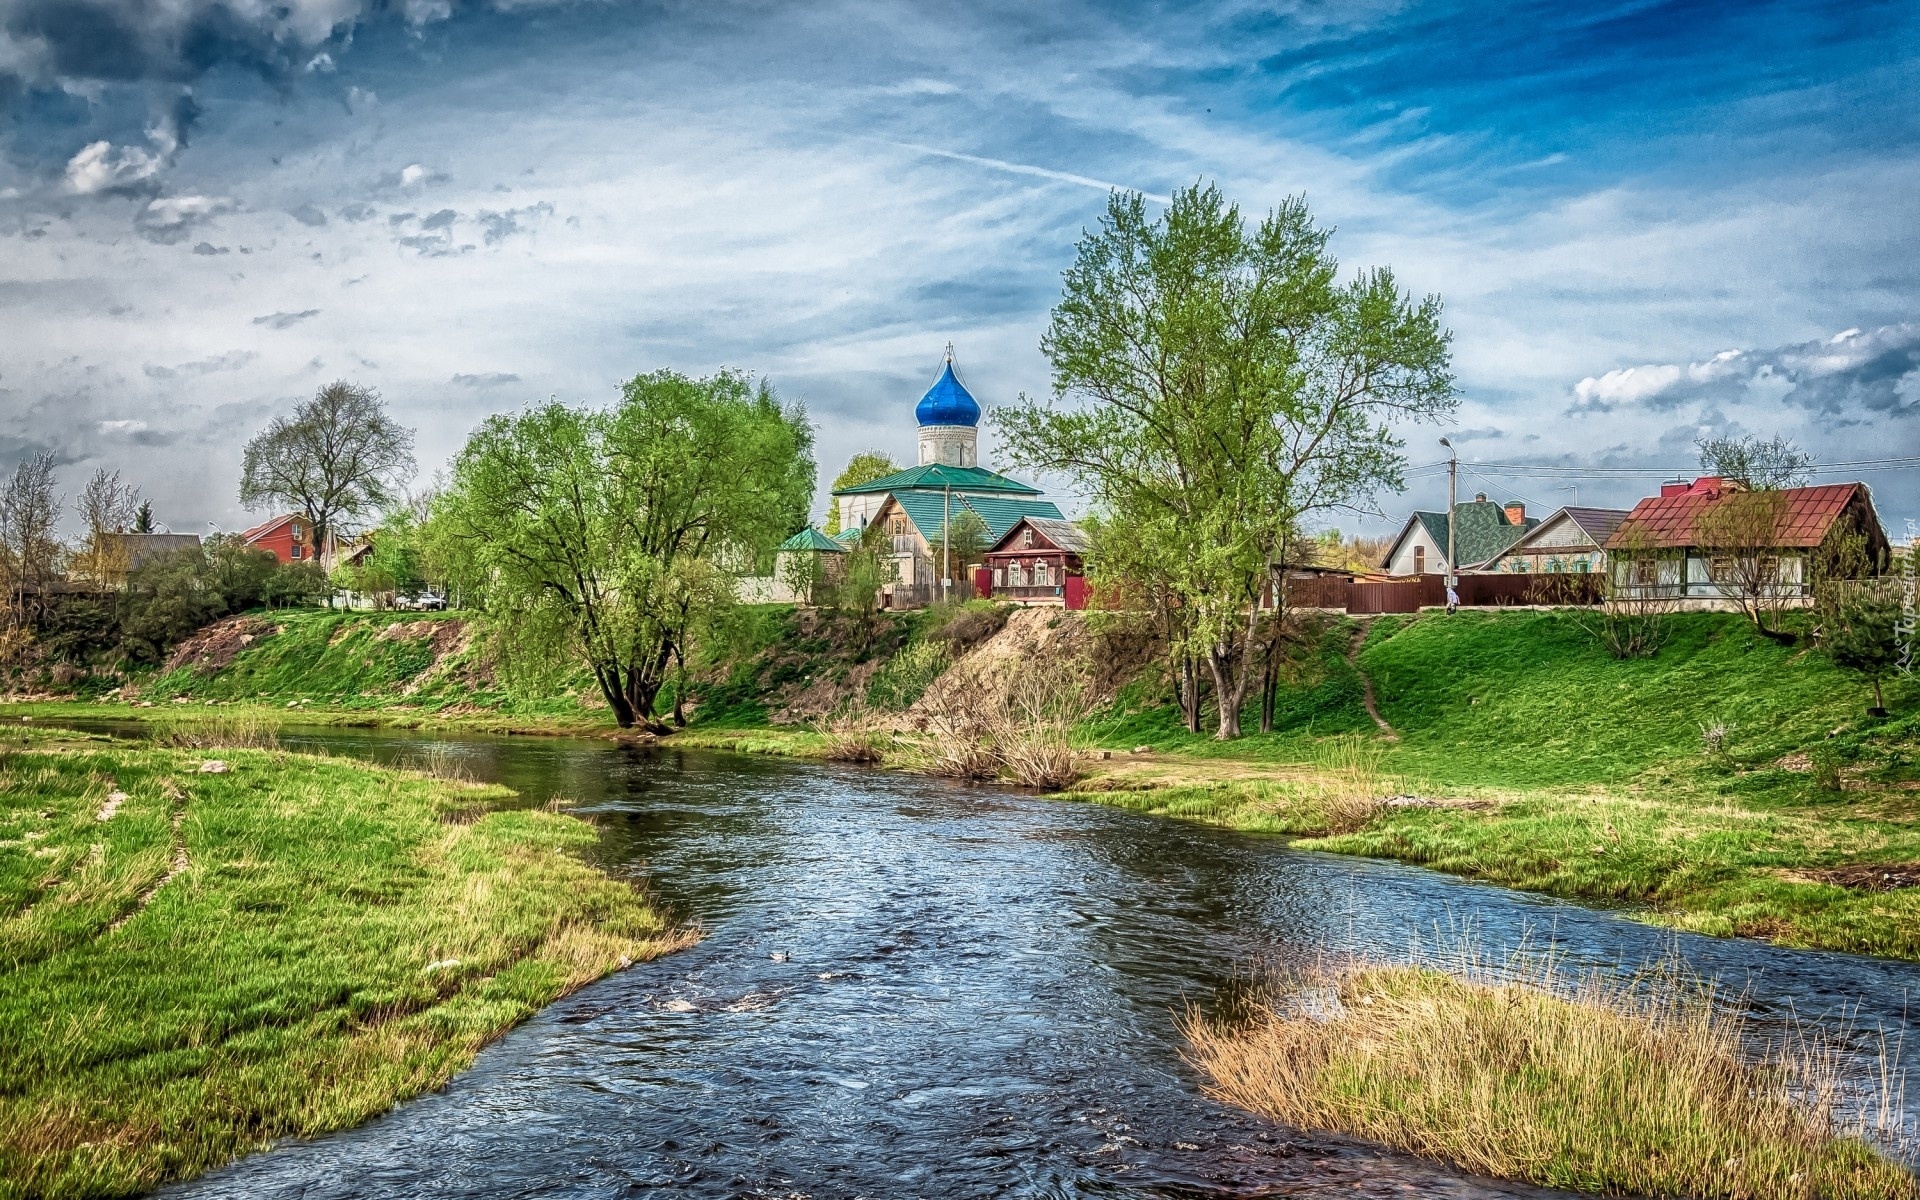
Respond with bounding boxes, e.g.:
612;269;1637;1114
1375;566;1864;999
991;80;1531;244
89;724;1920;1199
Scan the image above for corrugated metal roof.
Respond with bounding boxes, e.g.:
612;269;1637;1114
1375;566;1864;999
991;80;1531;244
1494;506;1630;558
832;463;1041;496
987;516;1090;554
958;496;1065;540
1604;483;1862;550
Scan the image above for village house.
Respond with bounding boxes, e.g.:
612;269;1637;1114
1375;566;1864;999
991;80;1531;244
1603;477;1889;605
239;513;319;565
829;349;1063;605
1380;494;1538;577
979;516;1090;608
1484;506;1630;575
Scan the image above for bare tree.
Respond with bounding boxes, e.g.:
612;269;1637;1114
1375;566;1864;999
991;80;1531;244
0;453;64;630
240;381;416;567
73;468;143;584
1693;488;1795;636
1696;434;1813;490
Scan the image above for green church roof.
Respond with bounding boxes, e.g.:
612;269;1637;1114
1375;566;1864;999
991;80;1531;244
778;526;846;553
832;463;1042;497
889;492;1065;543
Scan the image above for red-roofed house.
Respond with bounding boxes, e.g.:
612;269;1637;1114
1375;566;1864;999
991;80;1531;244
1602;477;1889;606
239;513;319;565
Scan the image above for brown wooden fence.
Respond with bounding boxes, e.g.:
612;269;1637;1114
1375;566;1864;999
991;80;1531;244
1284;572;1601;614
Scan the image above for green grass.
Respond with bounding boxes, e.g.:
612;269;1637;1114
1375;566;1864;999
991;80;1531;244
0;726;689;1199
134;609;601;719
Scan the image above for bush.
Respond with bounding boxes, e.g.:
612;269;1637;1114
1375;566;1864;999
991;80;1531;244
118;537;317;663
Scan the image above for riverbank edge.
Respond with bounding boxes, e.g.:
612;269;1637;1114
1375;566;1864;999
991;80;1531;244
12;700;1920;963
0;724;696;1200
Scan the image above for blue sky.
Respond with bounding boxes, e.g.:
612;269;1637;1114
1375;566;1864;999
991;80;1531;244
1;0;1915;534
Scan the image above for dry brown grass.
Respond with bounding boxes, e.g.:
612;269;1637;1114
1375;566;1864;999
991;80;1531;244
811;704;887;764
1185;953;1917;1200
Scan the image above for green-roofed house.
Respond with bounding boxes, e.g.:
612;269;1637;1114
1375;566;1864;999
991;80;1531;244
831;347;1063;605
1381;493;1540;578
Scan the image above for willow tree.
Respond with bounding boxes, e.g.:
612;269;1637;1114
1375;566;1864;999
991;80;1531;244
433;370;813;729
995;183;1455;738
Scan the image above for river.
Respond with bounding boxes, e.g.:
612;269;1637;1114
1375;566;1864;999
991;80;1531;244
73;723;1915;1198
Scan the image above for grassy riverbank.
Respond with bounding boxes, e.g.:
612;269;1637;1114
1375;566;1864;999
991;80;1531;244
1187;958;1917;1199
8;603;1920;959
0;726;689;1200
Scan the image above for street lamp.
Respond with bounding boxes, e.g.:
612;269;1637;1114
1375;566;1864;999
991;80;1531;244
1439;438;1456;587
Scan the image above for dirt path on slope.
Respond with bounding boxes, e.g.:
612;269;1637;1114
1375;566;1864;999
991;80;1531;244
1348;622;1398;741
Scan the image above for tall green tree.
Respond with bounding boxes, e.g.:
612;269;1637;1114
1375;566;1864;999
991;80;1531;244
995;183;1454;738
824;450;900;535
240;381;416;565
433;370;813;729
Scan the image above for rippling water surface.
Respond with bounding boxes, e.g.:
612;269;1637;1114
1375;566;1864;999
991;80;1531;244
85;725;1916;1199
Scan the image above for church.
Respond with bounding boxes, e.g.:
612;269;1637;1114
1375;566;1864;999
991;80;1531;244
831;348;1063;603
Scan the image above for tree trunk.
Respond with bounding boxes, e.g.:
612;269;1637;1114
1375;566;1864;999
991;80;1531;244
592;663;636;728
1179;654;1203;733
1258;635;1278;734
670;640;689;728
1208;647;1246;740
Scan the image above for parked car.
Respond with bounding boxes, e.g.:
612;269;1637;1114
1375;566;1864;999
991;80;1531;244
394;589;448;612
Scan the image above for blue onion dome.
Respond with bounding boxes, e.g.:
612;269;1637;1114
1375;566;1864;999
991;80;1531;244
914;353;980;427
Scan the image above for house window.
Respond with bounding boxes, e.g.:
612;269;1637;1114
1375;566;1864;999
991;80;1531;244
1630;558;1659;587
1022;529;1035;549
1709;556;1735;584
1413;546;1426;574
891;516;906;536
1034;559;1051;587
993;567;1005;587
1575;559;1590;573
290;543;302;559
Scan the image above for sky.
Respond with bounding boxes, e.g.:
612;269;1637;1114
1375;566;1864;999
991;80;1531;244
1;0;1916;538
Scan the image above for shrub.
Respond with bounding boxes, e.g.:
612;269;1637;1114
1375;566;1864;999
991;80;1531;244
865;640;951;711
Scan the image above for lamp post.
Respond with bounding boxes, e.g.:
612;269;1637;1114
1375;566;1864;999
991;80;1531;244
1439;438;1456;587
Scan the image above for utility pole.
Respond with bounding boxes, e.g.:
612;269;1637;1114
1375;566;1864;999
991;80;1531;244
1440;438;1457;586
942;482;951;603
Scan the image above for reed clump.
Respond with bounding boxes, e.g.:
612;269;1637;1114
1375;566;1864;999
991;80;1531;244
1311;733;1390;833
150;714;280;751
915;654;1090;788
812;703;887;765
1185;955;1916;1200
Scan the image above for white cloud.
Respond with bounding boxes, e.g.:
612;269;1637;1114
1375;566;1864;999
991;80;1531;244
399;163;430;187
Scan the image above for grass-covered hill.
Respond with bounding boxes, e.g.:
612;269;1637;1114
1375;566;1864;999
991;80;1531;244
120;610;596;720
1091;609;1917;795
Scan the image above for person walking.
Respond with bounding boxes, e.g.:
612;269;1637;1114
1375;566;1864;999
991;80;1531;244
1445;583;1460;615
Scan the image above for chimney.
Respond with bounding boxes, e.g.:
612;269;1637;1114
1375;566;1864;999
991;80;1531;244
1473;491;1488;503
1660;478;1689;498
1504;500;1526;525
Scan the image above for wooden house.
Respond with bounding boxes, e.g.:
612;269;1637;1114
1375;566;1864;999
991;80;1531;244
1483;506;1630;574
980;516;1090;607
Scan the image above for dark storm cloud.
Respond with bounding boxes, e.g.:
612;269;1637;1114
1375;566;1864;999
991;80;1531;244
289;204;327;227
252;309;321;329
143;349;255;379
2;0;363;93
450;372;519;386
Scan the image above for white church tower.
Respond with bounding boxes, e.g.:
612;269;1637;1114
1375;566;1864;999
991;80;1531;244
915;343;980;468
